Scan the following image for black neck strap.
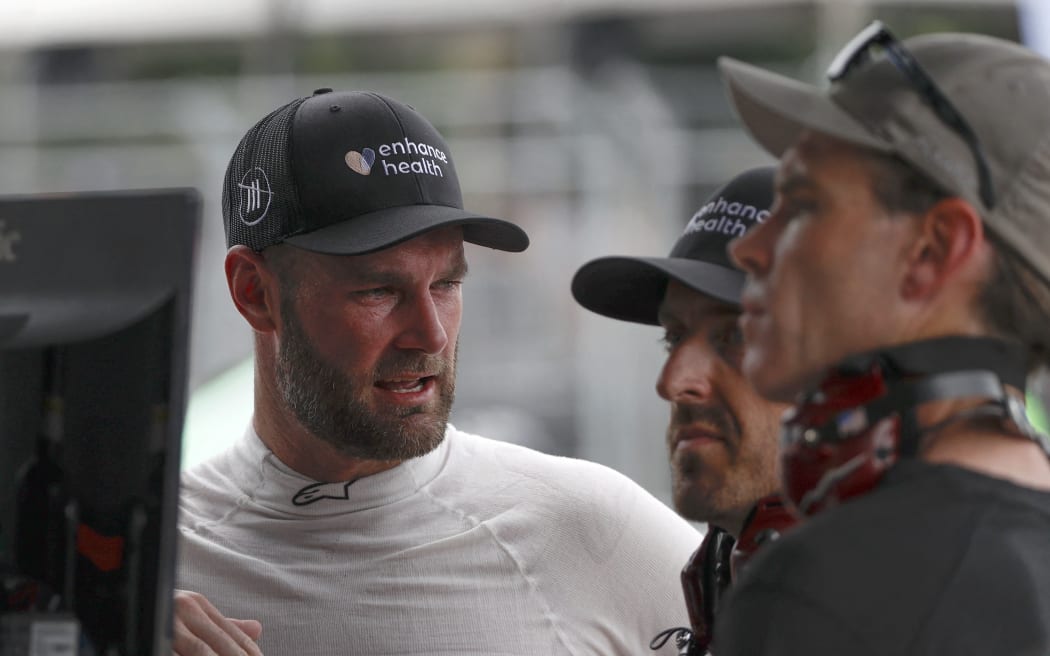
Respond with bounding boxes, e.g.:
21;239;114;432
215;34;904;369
872;370;1010;456
838;336;1028;391
826;337;1039;457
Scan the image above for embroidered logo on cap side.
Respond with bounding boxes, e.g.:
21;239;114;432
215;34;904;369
684;196;770;238
238;167;273;226
345;148;376;175
292;481;354;506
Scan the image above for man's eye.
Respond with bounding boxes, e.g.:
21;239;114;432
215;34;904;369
354;287;392;299
660;331;682;351
434;279;463;291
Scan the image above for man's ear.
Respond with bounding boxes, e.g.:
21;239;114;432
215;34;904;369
901;197;986;301
225;246;280;333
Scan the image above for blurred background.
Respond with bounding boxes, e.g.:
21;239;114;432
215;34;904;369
2;0;1046;507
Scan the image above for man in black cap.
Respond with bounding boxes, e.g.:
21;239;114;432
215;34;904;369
173;89;701;655
713;23;1050;654
573;167;793;653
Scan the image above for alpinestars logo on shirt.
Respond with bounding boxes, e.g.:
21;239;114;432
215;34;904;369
293;481;354;506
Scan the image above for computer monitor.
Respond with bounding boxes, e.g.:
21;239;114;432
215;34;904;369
0;189;200;655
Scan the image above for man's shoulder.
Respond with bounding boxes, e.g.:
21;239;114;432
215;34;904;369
715;485;945;654
180;443;242;494
741;458;1050;586
723;463;1050;654
739;467;961;586
731;464;1050;611
178;435;257;524
446;427;654;496
443;427;698;535
441;428;699;602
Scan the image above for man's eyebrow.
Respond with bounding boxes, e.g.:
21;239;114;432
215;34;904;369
341;257;469;287
443;257;469;280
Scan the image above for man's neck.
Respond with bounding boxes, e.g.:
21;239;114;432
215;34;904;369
254;413;403;483
921;417;1050;491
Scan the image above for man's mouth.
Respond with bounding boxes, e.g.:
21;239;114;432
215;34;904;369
375;375;435;394
673;425;726;451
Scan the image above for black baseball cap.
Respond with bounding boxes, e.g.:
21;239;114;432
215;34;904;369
571;166;775;325
222;88;529;254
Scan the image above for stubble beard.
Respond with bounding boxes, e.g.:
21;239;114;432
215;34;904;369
668;403;751;528
274;297;456;462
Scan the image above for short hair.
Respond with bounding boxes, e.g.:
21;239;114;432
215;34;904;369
865;152;1050;374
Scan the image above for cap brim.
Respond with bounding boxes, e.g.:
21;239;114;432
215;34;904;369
717;57;890;158
283;204;529;255
571;256;744;326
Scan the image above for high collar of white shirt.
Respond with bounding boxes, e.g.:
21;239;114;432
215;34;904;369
228;424;452;517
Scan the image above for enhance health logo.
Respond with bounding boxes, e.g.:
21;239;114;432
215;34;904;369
683;196;770;238
345;138;448;178
345;148;376;175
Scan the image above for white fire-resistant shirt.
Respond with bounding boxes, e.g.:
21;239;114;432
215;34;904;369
177;425;700;655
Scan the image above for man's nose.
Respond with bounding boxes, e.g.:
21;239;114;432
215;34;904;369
656;338;717;404
396;292;449;354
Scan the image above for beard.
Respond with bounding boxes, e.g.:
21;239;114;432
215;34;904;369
274;295;456;462
667;402;748;526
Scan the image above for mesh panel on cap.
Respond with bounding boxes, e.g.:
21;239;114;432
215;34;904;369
222;97;309;250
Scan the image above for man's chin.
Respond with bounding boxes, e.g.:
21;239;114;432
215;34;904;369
308;412;448;462
673;482;721;524
380;413;448;457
